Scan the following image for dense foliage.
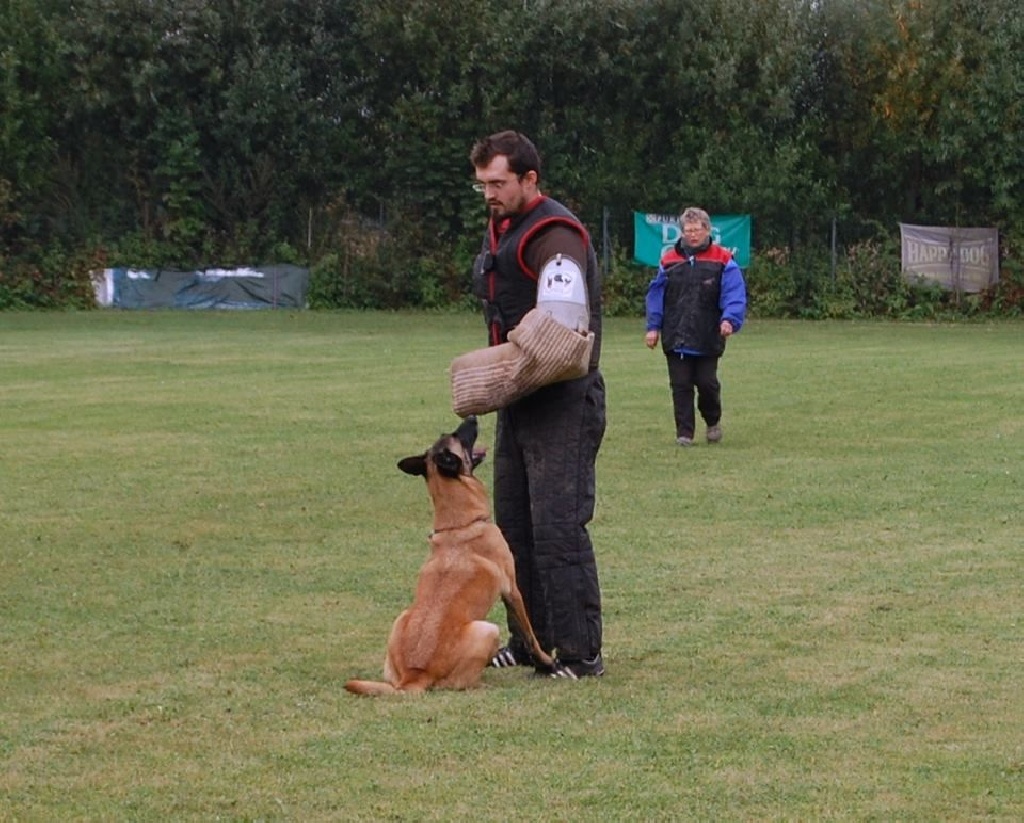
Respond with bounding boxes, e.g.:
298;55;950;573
2;0;1022;315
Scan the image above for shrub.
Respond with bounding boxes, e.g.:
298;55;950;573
603;248;652;317
744;246;803;318
0;244;103;310
835;235;911;317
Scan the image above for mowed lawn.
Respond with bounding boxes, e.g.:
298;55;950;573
1;310;1021;821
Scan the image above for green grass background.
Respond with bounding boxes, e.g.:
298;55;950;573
1;311;1021;821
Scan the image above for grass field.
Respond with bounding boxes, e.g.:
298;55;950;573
1;310;1021;821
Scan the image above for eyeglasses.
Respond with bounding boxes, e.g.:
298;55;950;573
472;181;507;194
682;226;708;235
472;175;522;194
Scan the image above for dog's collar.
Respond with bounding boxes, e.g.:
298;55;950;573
430;515;491;537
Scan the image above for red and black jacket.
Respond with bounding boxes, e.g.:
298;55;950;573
471;196;602;370
659;241;732;357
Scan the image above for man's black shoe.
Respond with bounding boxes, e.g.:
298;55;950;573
490;645;532;668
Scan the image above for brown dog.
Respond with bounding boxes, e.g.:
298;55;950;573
345;416;555;696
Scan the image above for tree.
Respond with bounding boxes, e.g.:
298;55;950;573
0;0;67;249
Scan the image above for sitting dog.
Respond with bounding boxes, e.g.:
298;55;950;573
345;416;555;695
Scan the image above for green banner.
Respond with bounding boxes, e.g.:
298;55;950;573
634;212;751;268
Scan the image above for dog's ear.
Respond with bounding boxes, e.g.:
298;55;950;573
471;449;486;469
434;448;463;479
397;453;427;477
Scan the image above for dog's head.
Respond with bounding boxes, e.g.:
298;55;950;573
398;416;485;480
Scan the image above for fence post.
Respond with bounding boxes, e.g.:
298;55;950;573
831;216;838;283
602;206;611;277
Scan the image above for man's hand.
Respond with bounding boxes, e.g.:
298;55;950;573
720;320;734;338
644;330;659;349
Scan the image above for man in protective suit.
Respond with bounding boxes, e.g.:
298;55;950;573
451;131;605;679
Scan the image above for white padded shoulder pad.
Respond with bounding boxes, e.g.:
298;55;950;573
537;254;584;302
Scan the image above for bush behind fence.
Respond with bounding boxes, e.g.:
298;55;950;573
3;225;1022;318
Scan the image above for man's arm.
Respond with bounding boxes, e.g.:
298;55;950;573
522;225;587;277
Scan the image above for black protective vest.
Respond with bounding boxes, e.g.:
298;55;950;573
660;241;732;357
472;197;602;370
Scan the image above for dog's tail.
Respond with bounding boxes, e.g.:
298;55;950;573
345;675;433;696
344;679;399;696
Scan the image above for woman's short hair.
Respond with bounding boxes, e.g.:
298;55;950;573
680;207;711;229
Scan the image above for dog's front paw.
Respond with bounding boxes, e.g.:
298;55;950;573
532;650;557;671
539;659;579;680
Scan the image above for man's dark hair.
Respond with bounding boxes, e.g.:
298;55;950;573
470;131;541;179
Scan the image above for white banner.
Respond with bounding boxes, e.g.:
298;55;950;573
899;223;999;293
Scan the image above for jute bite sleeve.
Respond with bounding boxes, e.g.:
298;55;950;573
450;308;595;417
